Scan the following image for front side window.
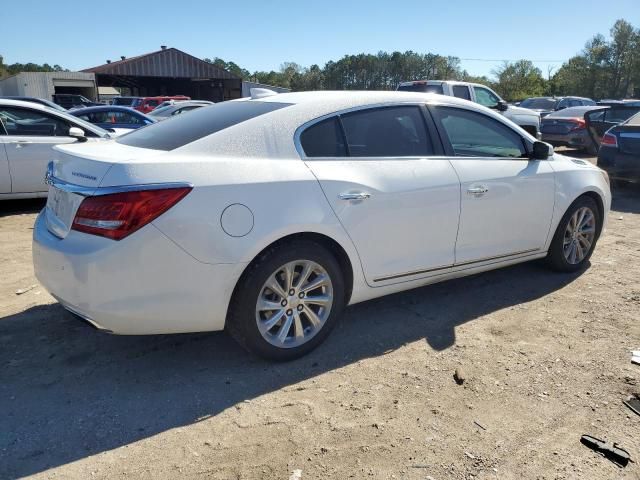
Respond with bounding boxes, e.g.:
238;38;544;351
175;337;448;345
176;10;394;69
434;106;527;158
473;87;500;108
300;117;347;157
0;107;72;137
340;106;433;157
452;85;471;100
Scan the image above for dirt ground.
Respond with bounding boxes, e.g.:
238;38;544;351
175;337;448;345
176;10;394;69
1;152;639;479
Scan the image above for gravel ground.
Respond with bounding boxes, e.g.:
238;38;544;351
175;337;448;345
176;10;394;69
1;154;639;479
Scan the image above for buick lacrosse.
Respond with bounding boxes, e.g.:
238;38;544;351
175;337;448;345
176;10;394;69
33;91;611;360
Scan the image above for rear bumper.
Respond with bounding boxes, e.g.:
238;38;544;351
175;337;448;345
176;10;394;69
33;211;246;334
542;131;590;148
598;147;640;182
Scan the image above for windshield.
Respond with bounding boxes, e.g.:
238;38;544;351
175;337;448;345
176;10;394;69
117;100;291;150
520;98;557;110
397;83;444;94
148;105;174;117
113;98;135;106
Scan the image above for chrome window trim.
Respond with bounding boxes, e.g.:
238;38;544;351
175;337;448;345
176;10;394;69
44;162;193;197
294;100;533;160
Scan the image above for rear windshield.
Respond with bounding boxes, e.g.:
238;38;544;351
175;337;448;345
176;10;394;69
398;83;444;94
624;112;640;126
116;100;291;151
520;98;556;110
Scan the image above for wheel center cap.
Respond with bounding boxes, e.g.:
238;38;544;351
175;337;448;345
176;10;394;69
289;296;300;308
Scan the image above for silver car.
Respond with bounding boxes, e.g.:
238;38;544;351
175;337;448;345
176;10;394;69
148;100;213;121
0;99;110;199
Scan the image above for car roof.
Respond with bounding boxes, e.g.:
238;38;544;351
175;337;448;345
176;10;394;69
70;105;143;114
0;98;49;110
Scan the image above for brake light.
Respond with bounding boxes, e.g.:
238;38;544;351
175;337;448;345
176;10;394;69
569;118;586;131
601;132;618;147
71;187;192;240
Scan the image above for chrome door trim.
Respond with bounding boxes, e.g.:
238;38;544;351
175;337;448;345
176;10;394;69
372;248;541;283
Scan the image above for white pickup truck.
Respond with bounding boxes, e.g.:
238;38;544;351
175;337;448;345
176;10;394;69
397;80;541;138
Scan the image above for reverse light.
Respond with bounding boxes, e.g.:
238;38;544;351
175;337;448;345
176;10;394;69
601;132;618;147
71;187;192;240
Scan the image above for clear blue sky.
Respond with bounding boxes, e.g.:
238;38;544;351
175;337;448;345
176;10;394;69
2;0;638;79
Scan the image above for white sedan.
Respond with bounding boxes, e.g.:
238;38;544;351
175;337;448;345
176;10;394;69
0;99;112;199
33;91;611;360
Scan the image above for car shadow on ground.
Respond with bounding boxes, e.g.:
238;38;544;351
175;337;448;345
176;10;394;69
0;260;582;478
0;199;46;218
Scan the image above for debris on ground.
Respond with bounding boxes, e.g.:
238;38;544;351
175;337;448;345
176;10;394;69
15;284;37;295
623;396;640;417
454;368;466;385
473;420;487;431
632;350;640;365
580;435;631;468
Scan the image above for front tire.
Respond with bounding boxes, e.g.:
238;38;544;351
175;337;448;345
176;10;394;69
227;240;345;360
546;196;601;272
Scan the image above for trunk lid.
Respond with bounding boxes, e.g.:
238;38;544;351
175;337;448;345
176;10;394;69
45;140;164;238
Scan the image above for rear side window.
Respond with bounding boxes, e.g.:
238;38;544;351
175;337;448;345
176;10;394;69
341;106;433;157
117;101;291;151
300;117;346;157
433;106;526;158
452;85;471;100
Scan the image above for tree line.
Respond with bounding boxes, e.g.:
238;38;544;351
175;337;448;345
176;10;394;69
209;18;638;101
2;19;637;101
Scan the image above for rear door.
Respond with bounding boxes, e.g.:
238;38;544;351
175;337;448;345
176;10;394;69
300;105;461;285
430;105;555;264
0;106;78;194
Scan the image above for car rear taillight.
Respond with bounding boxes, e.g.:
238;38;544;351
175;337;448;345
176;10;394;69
71;187;192;240
601;132;618;147
569;118;586;131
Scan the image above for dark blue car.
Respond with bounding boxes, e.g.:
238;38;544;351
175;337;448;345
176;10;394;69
70;105;155;131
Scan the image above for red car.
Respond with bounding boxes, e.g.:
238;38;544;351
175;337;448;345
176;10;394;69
133;96;190;113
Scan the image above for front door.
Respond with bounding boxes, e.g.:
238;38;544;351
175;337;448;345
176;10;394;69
0;106;77;194
0;140;9;194
299;105;461;285
431;105;555;264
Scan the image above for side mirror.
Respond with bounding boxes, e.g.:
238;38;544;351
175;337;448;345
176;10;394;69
68;126;87;143
530;141;552;160
496;100;509;112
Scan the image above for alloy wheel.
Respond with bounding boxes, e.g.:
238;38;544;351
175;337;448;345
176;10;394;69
563;206;596;264
255;260;334;348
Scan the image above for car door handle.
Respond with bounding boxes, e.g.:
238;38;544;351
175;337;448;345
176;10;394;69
9;140;33;147
339;192;371;201
467;186;489;196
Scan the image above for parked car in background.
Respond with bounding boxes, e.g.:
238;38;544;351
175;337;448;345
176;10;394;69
0;99;111;199
148;100;213;120
397;80;541;137
596;112;640;183
71;105;155;132
53;94;102;110
32;91;610;360
0;96;67;111
584;104;640;154
520;96;596;118
111;96;142;107
540;106;603;151
133;96;190;114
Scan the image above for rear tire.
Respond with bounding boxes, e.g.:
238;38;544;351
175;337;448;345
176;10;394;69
227;240;345;361
546;196;601;272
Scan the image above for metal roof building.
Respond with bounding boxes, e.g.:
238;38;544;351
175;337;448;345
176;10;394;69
82;46;242;102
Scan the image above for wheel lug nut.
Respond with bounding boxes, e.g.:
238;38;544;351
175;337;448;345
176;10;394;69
298;292;305;298
297;305;303;311
286;309;293;316
281;300;287;307
289;289;295;296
